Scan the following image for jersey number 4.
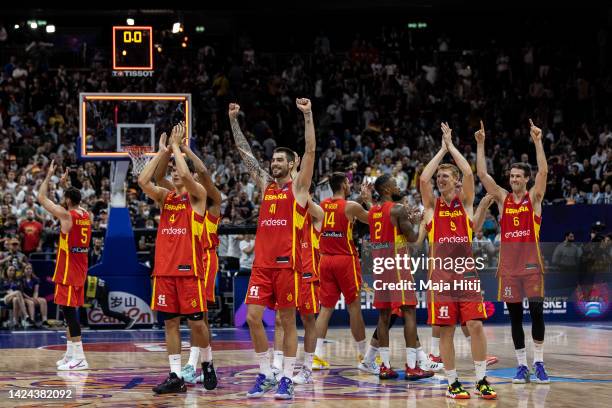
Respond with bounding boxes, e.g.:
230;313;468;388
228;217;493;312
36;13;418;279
324;211;336;228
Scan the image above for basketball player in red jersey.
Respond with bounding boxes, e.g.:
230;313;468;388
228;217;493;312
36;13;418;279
420;122;496;399
38;161;91;371
307;172;372;372
229;99;315;400
476;119;550;384
367;174;433;380
153;135;223;385
138;123;216;394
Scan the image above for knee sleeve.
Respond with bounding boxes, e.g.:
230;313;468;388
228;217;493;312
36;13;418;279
528;301;545;342
506;302;525;350
61;306;81;337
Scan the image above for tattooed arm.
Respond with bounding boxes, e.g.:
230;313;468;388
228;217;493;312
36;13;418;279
228;103;272;192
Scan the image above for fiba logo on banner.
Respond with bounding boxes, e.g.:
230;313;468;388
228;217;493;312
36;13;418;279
87;291;154;325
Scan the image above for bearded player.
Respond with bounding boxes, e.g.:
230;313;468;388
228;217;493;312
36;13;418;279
476;119;549;384
38;161;91;371
229;99;315;400
138;123;216;394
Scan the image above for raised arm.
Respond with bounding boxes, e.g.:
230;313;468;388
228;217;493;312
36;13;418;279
138;137;170;205
391;204;422;242
529;119;548;207
153;132;174;191
182;140;222;217
419;143;447;210
228;103;272;191
169;122;207;208
346;200;369;224
473;193;495;232
37;160;72;233
293;98;316;207
307;197;324;222
442;122;474;208
475;121;506;203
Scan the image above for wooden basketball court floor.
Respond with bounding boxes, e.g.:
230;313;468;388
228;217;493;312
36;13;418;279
1;323;611;407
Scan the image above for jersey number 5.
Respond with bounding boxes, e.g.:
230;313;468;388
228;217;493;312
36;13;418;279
80;228;88;244
324;211;336;228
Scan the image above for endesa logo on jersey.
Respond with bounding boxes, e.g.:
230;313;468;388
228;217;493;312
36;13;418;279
437;236;469;243
504;229;531;238
161;227;187;235
260;218;288;227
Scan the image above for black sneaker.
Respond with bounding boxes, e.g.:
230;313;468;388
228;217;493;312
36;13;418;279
201;361;218;390
125;318;136;330
152;372;187;394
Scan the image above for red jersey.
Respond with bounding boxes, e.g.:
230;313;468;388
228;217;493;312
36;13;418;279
154;191;205;277
19;220;43;252
52;209;91;287
254;180;307;269
319;198;358;256
498;192;544;276
300;213;321;282
426;196;474;277
202;212;220;250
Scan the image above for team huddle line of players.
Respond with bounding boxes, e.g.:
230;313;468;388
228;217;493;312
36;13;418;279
38;98;550;400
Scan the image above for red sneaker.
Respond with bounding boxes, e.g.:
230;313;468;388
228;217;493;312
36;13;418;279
379;364;399;380
405;364;433;380
486;356;499;366
428;353;443;364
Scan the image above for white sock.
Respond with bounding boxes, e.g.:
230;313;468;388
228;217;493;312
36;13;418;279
169;354;182;377
72;341;85;360
283;356;296;379
474;360;487;382
65;341;74;358
303;352;314;371
431;337;440;356
533;342;544;364
446;368;458;384
364;344;378;363
356;339;367;357
315;338;325;358
200;346;212;363
187;346;200;367
256;351;273;378
379;347;390;367
416;346;427;364
516;348;528;366
465;335;471;344
406;348;417;369
273;350;284;370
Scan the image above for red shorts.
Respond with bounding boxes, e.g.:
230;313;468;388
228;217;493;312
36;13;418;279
203;250;219;305
319;254;362;308
427;301;488;325
54;284;84;307
373;280;417;310
298;280;320;315
246;267;299;309
498;273;544;302
151;276;207;314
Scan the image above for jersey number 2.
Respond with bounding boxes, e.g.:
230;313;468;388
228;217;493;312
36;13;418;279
374;221;382;240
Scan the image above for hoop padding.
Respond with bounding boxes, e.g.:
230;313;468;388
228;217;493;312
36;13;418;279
125;145;153;175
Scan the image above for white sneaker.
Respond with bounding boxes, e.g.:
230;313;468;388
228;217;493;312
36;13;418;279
292;368;313;385
419;358;444;372
358;359;380;375
58;359;89;371
56;354;72;367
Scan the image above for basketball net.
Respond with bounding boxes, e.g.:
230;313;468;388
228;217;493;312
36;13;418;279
125;145;153;175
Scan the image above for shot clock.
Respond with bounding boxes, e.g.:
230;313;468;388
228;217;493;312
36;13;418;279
112;26;153;76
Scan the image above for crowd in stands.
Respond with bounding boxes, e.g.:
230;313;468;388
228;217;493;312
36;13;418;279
0;20;611;327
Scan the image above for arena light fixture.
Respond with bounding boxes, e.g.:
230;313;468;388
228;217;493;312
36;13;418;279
29;21;38;29
172;22;181;33
46;25;55;33
14;24;19;29
126;18;135;26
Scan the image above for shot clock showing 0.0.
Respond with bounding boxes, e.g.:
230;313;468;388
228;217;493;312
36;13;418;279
112;26;153;71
